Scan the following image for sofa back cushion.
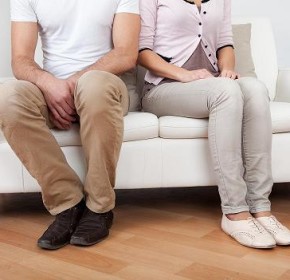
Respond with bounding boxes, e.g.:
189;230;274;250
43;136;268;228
232;17;278;100
232;23;256;78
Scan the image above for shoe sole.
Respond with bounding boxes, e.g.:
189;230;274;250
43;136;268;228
70;234;109;246
37;241;70;250
276;241;290;246
227;234;276;249
221;228;276;249
242;242;276;249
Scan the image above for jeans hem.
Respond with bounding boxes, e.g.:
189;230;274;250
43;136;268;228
222;206;250;215
249;205;271;214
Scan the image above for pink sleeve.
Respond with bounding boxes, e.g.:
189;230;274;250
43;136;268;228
139;0;158;51
217;0;234;50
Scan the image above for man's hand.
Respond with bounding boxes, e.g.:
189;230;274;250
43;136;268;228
38;74;76;130
219;69;240;80
178;69;214;83
66;74;78;93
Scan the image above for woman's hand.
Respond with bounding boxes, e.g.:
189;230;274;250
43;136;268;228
219;69;240;80
178;68;214;83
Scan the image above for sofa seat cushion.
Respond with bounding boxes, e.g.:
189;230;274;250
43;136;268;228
159;102;290;139
0;112;158;147
122;112;158;142
52;112;158;146
159;116;208;139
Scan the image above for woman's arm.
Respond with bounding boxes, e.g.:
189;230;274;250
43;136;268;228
216;0;239;79
138;50;212;82
139;50;213;82
217;46;240;79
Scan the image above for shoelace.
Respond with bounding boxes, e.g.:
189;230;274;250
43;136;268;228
248;218;265;234
267;216;284;231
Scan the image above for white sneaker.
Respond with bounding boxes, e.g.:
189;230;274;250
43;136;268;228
256;215;290;246
221;215;276;249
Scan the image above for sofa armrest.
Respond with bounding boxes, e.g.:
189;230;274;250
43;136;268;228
275;69;290;102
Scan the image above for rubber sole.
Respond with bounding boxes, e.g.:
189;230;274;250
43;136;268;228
37;241;70;250
70;234;109;246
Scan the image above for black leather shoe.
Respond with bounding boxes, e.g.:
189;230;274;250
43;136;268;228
70;208;113;246
37;200;85;250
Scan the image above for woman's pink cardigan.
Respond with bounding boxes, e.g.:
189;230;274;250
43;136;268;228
139;0;234;85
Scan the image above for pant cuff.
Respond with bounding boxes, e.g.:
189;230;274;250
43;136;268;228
48;195;84;216
86;201;115;214
249;205;271;214
222;205;250;215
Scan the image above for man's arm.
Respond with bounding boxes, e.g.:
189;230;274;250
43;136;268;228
12;22;76;130
68;13;140;83
12;22;44;84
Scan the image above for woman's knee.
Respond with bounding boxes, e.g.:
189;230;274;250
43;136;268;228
237;77;269;103
209;78;244;108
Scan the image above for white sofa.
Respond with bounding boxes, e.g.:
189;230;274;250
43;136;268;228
1;17;290;193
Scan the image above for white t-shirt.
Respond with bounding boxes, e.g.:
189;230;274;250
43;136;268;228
11;0;139;79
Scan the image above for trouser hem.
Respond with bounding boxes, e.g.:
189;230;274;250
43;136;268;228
249;205;271;214
86;201;115;214
222;206;250;215
49;195;84;216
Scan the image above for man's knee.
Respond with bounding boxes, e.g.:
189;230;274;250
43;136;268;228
0;80;43;127
0;81;29;125
76;70;127;99
75;70;129;115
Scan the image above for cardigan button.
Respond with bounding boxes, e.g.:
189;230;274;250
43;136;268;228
209;54;212;57
198;34;201;37
203;11;207;14
199;22;202;26
205;45;208;48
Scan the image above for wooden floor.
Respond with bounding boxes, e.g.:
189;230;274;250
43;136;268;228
1;184;290;280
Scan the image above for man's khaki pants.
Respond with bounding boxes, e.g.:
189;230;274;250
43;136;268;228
0;70;129;215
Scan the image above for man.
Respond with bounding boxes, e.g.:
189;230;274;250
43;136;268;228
0;0;140;250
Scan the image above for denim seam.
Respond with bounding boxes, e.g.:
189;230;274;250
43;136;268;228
210;94;231;207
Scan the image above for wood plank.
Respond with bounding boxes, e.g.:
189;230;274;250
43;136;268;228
115;265;189;280
177;263;266;280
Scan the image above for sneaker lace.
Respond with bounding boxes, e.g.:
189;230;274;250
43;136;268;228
249;218;265;234
267;216;284;231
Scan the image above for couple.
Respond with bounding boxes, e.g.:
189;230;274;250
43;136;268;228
0;0;289;250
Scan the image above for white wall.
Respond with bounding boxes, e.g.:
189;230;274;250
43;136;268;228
232;0;290;69
1;0;290;77
0;0;12;77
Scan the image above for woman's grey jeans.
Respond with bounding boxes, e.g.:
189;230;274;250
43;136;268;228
142;77;272;214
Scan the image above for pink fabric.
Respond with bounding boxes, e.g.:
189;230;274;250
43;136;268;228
139;0;233;85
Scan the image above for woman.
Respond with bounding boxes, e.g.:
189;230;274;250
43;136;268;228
138;0;290;248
